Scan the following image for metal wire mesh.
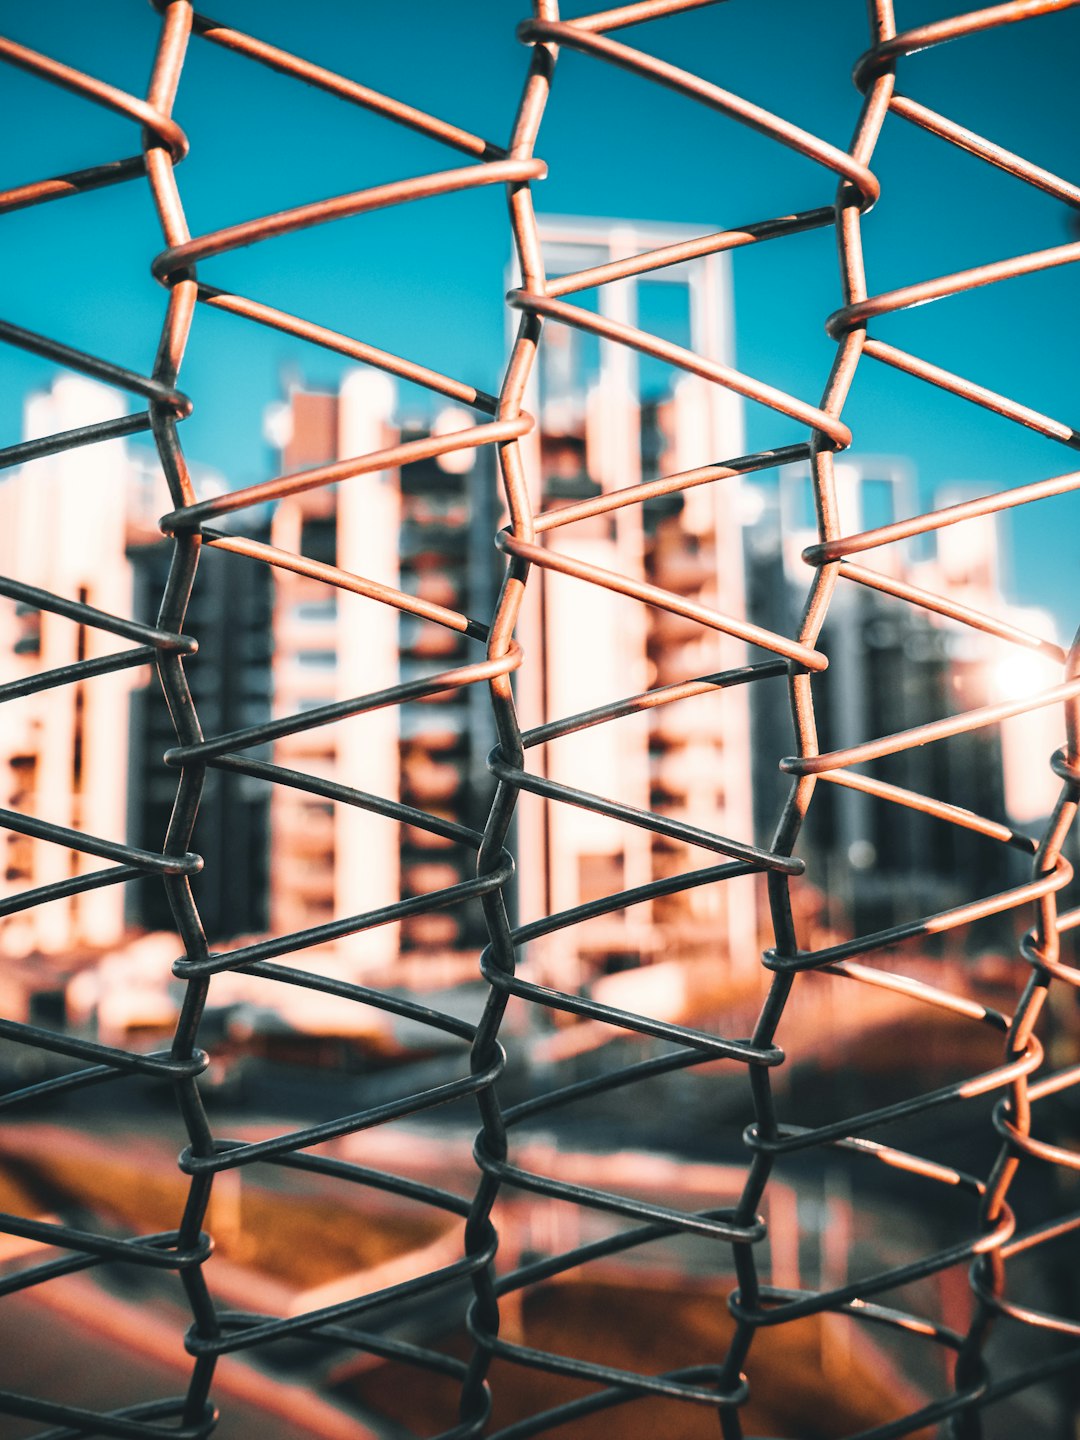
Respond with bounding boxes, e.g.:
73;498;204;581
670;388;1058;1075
1;1;1079;1437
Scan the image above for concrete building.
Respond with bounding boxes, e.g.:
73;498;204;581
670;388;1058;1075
922;486;1060;828
512;218;757;988
747;460;1063;942
6;283;1049;1041
260;219;775;996
127;534;273;942
0;374;266;976
264;372;499;981
0;377;142;963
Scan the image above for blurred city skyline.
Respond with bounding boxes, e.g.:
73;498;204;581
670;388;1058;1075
1;0;1079;633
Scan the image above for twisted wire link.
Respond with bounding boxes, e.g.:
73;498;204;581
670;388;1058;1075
0;3;526;1434
141;0;528;1424
460;2;1080;1438
0;3;1078;1439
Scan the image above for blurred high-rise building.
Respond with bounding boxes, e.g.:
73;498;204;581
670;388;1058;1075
263;372;500;982
0;375;271;979
0;377;143;965
127;536;273;942
259;219;758;994
512;218;757;989
2;262;1052;1037
746;460;1061;943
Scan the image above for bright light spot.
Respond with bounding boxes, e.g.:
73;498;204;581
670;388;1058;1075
341;368;396;419
739;484;767;526
193;474;224;502
263;400;293;451
433;406;475;473
990;650;1059;703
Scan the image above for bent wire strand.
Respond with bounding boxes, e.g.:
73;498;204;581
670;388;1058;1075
0;2;528;1435
462;2;1080;1439
0;2;1077;1439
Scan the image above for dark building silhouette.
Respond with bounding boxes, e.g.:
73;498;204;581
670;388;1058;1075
127;538;273;941
397;436;501;954
743;466;1040;950
807;588;1018;943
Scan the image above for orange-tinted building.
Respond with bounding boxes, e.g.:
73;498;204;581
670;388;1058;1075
513;219;758;989
0;377;144;964
264;371;499;984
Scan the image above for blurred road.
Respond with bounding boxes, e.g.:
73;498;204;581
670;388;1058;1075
0;1272;369;1440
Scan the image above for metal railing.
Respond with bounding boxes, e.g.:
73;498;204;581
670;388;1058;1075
0;2;1078;1437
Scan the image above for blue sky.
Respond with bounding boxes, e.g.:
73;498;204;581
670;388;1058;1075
1;1;1078;633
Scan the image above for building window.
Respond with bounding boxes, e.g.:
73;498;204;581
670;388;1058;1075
289;599;337;624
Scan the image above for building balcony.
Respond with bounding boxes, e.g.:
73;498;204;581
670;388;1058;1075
399;620;464;660
401;757;463;805
402;911;461;948
402;861;463;896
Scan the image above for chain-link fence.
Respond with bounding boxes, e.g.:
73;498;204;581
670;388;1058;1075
1;2;1079;1437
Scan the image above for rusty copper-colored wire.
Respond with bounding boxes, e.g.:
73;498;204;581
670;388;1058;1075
0;3;1078;1439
